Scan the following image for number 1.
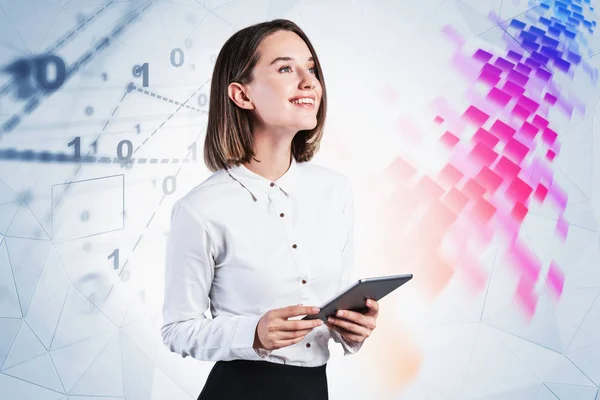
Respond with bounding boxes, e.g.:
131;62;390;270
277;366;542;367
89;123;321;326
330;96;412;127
68;137;81;159
139;63;149;87
108;248;119;270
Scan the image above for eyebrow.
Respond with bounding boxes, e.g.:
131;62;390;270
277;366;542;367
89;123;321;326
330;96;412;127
269;56;314;65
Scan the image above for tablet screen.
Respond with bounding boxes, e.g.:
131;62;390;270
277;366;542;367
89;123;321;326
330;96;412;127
301;273;413;321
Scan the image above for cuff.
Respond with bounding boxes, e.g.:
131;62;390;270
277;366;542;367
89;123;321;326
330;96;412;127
340;336;364;355
329;327;364;355
232;315;273;360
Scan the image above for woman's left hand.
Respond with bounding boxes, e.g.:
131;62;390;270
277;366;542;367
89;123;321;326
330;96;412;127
326;298;379;344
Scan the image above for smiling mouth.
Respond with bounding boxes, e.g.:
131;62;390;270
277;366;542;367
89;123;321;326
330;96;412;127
289;100;316;109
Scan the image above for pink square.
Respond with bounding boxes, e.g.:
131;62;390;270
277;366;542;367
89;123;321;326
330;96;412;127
386;157;416;181
463;106;490;125
490;120;516;141
414;176;445;202
441;131;460;148
517;95;539;113
544;93;558;105
463;178;486;200
504;138;530;163
472;127;500;148
509;240;541;283
556;215;568;240
475;166;503;193
546;260;565;298
511;202;528;223
520;121;539;140
478;70;501;86
469;142;499;167
506;177;533;204
443;187;469;213
488;87;512;106
516;276;538;319
472;197;496;223
494;156;521;179
542;128;558;146
532;115;549;129
512;104;532;120
439;164;464;187
503;80;525;98
534;184;548;202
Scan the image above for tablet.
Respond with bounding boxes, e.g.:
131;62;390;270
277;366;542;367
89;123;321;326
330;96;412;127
301;274;413;322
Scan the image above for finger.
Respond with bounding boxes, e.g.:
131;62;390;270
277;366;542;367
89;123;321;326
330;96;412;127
365;299;379;315
276;335;306;348
277;335;306;346
327;324;363;342
335;310;376;330
277;328;314;339
327;316;371;337
280;318;323;331
278;305;320;319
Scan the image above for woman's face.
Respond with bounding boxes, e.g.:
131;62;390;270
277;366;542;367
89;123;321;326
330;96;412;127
242;30;322;134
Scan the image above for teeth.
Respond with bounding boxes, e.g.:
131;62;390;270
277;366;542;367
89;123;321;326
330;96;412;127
291;98;314;105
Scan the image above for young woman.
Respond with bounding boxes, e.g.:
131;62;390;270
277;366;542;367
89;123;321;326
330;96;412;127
161;19;380;400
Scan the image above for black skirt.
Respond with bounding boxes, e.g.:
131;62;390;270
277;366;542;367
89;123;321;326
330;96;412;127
198;359;328;400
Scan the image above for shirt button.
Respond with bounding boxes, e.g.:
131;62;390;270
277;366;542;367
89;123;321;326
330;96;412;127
292;244;297;249
280;213;284;217
302;279;307;284
306;343;311;348
270;182;275;187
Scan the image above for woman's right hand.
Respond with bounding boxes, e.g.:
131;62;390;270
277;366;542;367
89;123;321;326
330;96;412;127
253;305;324;351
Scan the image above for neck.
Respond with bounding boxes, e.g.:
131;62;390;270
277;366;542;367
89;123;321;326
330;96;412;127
243;126;295;181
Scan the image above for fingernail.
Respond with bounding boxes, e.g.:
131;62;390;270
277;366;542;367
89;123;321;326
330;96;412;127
312;307;320;313
337;310;343;317
327;317;333;323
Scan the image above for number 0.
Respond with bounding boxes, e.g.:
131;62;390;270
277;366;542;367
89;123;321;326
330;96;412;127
170;48;184;67
117;140;133;160
163;176;176;195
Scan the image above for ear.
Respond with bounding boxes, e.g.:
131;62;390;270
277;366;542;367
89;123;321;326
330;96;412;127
228;82;255;110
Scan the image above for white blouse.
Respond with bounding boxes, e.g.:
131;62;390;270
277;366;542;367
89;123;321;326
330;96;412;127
161;155;363;367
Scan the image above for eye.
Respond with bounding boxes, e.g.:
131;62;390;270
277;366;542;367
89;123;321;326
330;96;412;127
278;65;318;74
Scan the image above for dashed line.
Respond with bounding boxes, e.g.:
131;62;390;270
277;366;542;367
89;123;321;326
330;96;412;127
131;235;143;252
0;148;200;165
132;85;207;113
128;79;211;156
39;82;134;211
0;0;116;97
145;212;156;228
0;0;158;136
117;122;207;276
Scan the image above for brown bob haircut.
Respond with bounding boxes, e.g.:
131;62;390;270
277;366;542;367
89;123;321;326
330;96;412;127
203;19;328;173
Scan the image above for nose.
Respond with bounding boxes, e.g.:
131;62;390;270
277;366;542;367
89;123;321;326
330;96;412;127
299;70;317;90
303;80;316;89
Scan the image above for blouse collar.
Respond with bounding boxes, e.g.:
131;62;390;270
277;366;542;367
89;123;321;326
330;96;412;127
226;155;300;201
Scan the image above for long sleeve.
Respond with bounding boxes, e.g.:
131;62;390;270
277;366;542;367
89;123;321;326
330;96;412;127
329;177;365;355
161;200;265;362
